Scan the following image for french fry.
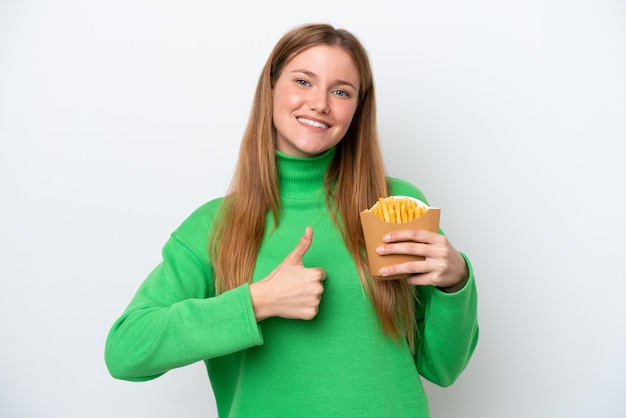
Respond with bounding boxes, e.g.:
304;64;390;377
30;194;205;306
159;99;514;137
380;197;391;222
362;196;428;224
400;201;408;223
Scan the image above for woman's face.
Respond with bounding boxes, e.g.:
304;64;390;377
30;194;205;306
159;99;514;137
272;45;360;158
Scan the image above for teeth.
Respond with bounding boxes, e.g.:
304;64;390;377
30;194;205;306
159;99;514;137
297;117;329;129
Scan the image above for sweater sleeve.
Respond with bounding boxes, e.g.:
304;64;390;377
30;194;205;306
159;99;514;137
387;177;479;385
414;253;479;387
105;225;263;382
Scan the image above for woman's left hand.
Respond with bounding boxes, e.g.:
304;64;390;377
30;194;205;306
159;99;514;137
376;229;469;292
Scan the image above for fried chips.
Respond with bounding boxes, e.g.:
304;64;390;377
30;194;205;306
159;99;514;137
362;196;427;223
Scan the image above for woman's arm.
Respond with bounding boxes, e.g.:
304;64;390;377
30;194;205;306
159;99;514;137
414;254;479;386
104;233;263;381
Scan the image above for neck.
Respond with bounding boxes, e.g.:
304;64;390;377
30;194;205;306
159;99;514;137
276;147;336;199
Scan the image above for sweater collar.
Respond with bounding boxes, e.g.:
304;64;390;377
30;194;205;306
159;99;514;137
276;147;335;199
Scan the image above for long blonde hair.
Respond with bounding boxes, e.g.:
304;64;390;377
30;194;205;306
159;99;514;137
210;24;417;351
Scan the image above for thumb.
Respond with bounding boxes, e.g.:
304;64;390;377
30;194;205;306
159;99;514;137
284;226;313;265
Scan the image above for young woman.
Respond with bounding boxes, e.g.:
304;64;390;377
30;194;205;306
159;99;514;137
105;23;478;417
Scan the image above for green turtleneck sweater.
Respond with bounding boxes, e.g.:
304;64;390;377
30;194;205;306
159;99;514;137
105;148;478;417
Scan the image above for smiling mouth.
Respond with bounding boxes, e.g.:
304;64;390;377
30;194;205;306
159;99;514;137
296;117;329;129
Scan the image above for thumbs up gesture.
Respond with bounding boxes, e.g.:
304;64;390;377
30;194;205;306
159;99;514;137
249;227;327;321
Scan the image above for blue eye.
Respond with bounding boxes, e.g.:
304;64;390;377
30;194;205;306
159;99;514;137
333;89;349;97
296;79;311;87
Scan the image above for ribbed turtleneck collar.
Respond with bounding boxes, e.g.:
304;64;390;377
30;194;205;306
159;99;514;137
276;147;335;199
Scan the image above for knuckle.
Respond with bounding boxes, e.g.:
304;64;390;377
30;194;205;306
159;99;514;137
312;289;322;301
433;244;449;259
304;306;318;320
409;244;422;256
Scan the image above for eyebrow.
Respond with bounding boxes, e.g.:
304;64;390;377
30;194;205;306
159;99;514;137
290;69;359;92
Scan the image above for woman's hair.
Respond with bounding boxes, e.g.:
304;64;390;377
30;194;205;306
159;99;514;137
210;23;418;352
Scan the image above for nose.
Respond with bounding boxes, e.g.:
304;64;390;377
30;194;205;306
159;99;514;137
308;89;330;114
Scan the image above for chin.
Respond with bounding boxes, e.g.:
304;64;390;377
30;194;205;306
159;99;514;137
301;147;331;157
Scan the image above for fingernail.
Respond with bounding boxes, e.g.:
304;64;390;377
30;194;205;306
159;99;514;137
382;234;391;241
376;246;384;254
379;267;388;276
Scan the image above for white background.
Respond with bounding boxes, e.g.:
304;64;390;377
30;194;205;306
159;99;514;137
1;0;625;417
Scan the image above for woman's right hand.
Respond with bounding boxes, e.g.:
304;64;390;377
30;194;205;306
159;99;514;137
249;227;326;321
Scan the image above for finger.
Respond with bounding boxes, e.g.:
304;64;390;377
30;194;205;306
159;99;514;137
284;226;313;265
378;260;428;278
312;267;327;281
382;229;439;243
376;242;432;257
406;272;433;286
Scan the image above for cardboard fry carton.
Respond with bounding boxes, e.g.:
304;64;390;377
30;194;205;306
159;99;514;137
359;196;440;280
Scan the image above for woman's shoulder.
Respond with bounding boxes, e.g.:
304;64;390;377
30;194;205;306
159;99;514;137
387;177;430;205
172;196;225;239
189;196;225;219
